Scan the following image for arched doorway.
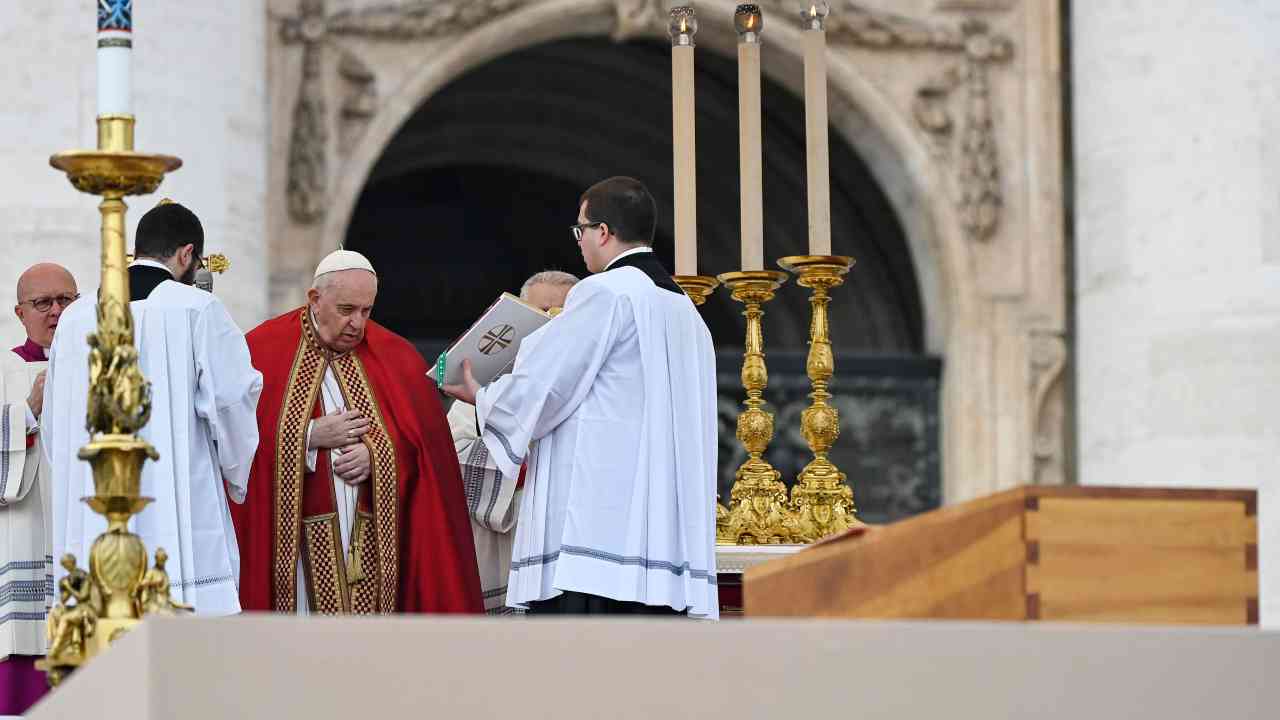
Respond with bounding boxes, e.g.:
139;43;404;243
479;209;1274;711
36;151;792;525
345;37;940;522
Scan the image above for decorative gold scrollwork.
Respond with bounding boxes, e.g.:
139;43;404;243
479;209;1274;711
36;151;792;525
715;271;796;545
778;255;863;543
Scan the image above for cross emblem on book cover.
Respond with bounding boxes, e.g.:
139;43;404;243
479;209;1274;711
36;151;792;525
479;324;515;355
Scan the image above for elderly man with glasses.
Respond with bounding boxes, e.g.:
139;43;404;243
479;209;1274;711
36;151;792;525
12;263;78;363
0;261;76;712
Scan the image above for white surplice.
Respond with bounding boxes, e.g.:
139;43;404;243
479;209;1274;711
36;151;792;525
43;281;262;616
0;353;52;659
476;266;720;618
446;399;522;614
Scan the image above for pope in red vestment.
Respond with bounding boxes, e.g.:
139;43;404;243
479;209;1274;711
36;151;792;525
231;251;482;614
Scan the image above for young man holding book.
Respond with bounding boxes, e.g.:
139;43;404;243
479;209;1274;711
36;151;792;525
446;270;577;614
445;177;719;618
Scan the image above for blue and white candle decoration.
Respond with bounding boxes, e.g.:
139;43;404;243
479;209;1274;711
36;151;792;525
97;0;133;116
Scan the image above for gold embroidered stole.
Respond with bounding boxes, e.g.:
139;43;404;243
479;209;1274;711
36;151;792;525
273;311;399;613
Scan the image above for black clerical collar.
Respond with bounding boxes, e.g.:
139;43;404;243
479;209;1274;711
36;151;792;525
603;247;653;271
128;261;176;302
602;247;683;296
129;257;175;277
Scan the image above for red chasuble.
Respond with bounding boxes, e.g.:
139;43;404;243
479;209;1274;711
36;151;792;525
231;308;482;614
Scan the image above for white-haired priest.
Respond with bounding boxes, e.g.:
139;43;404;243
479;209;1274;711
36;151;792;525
232;249;482;615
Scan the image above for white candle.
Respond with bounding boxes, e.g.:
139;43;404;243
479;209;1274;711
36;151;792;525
802;2;831;256
736;5;765;272
670;6;698;276
97;0;133;116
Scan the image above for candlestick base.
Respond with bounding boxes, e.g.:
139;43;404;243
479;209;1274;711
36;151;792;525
672;275;720;306
776;255;863;543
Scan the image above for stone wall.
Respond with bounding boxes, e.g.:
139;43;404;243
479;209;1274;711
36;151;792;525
0;2;268;342
1073;0;1280;624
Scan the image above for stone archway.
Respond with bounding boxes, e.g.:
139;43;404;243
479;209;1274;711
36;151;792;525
266;0;1069;505
343;35;925;357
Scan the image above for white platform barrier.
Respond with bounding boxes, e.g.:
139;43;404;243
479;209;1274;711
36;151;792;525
29;615;1278;719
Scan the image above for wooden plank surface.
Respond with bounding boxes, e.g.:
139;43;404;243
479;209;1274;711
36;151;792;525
1028;485;1257;512
1026;498;1256;547
746;487;1027;618
1027;492;1257;625
744;486;1259;624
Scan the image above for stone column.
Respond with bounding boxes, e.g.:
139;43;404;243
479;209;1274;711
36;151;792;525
0;2;268;339
1073;1;1280;625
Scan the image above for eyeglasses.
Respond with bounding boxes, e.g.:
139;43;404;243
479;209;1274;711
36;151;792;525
19;294;80;312
569;221;604;242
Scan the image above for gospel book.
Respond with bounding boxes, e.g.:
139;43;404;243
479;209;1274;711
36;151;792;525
433;293;552;388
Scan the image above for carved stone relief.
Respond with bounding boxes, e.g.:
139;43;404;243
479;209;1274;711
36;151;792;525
1030;328;1067;486
611;0;668;41
338;51;376;154
773;2;1014;243
617;0;1017;244
277;0;1013;242
604;0;1016;244
275;0;533;223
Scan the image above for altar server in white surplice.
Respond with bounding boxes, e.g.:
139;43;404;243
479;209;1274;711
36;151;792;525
0;351;53;706
447;270;578;614
43;201;262;616
445;177;719;619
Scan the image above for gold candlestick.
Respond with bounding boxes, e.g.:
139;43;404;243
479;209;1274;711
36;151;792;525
673;274;720;306
715;270;795;545
777;255;862;542
38;114;185;686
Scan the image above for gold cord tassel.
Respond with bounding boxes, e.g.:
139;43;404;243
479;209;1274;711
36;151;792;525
346;515;366;585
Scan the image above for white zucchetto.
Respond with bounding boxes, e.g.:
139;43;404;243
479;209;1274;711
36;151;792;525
313;249;376;278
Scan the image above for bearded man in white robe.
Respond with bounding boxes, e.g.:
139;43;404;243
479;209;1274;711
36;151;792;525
446;270;578;614
43;201;262;616
446;177;719;618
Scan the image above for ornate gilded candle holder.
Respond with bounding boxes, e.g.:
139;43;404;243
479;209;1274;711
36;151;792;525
205;253;231;273
125;252;229;271
673;274;720;306
37;114;189;687
715;270;796;544
776;255;863;542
